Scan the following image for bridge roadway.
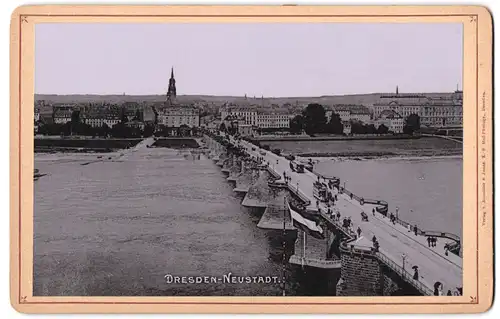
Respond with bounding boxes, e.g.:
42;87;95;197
230;137;462;295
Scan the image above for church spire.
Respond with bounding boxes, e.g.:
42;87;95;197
166;66;177;103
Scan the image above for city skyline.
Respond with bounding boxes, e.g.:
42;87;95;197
35;23;463;97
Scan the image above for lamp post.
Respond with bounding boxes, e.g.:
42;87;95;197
402;254;407;278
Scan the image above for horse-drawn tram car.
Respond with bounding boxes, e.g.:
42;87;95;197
313;181;329;202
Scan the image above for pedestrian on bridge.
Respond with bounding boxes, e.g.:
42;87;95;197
427;237;431;247
433;282;443;296
356;226;362;238
412;265;419;280
413;225;418;236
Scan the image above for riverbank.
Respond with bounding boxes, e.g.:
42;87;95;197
34;138;143;153
252;134;419;142
261;137;462;159
296;148;463;158
151;138;200;149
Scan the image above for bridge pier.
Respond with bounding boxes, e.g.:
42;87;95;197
233;160;256;193
221;155;233;173
227;157;242;182
257;183;294;230
215;152;227;166
241;169;275;210
203;134;446;297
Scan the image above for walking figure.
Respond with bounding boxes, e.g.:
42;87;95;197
413;225;418;236
356;226;362;238
427;237;431;247
412;266;419;280
372;208;375;216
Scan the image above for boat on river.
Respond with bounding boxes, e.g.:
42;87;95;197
34;168;46;181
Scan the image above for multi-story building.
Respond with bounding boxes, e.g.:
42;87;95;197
420;91;463;127
374;110;404;133
158;107;200;128
83;112;121;128
221;106;290;129
327;107;350;122
53;109;72;124
371;88;463;128
256;113;290;129
326;105;372;124
220;107;258;126
349;108;371;123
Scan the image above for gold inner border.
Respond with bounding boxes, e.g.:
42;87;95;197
9;5;493;314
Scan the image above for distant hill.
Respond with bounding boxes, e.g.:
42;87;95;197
34;92;457;107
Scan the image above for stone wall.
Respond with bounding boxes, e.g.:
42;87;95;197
337;251;383;296
383;274;399;296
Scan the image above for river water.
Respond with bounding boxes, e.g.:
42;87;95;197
34;147;311;296
33;141;462;296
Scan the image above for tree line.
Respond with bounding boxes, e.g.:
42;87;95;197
37;110;155;138
288;103;421;135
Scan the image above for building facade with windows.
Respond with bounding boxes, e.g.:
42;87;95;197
373;110;404;133
220;107;258;126
158;107;200;128
256;113;290;129
326;105;372;124
371;88;463;128
53;110;72;124
83;112;121;128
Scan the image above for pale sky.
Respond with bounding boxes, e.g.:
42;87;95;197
35;23;463;97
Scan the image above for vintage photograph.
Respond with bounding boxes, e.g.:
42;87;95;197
33;22;464;297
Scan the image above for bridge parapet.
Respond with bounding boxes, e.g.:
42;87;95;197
338;238;432;296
